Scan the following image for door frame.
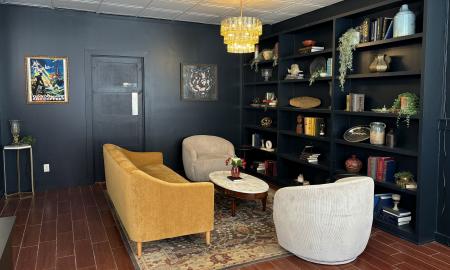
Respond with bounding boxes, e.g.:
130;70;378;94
84;49;150;183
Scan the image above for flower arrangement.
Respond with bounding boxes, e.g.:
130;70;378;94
226;157;246;169
226;157;246;178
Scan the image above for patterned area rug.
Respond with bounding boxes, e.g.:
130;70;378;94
110;190;288;270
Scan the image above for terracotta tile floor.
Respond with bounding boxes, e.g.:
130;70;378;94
1;185;450;270
0;185;134;270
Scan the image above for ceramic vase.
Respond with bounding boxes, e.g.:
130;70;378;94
369;54;391;73
393;4;415;37
231;166;240;178
345;155;363;173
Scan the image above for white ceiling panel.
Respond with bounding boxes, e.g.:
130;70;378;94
53;0;100;12
2;0;344;25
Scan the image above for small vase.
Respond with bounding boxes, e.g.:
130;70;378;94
231;167;240;178
393;4;415;38
345;155;363;173
369;55;391;73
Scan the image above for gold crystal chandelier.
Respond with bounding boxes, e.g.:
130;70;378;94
220;0;262;53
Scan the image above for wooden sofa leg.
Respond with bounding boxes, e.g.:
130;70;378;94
137;242;142;258
205;231;211;245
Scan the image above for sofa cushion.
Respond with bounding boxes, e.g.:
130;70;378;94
140;164;189;184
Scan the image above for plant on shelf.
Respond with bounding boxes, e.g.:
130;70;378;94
394;171;417;190
390;92;419;128
226;157;246;178
20;135;36;145
309;67;326;86
338;28;360;91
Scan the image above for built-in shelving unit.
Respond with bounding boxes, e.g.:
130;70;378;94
239;0;441;244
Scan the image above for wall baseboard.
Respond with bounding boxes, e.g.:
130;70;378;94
435;232;450;246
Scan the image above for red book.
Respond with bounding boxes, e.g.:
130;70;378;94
376;157;393;181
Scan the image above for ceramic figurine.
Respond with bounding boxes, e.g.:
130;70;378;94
393;4;415;37
260;117;273;128
288;64;301;76
345;155;363;173
296;115;304;134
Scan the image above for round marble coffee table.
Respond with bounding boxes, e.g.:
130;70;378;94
209;171;269;216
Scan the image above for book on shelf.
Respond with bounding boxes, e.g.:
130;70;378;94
369;17;393;41
326;58;333;76
381;208;412;226
251;133;261;148
298;46;325;54
382;206;411;217
346;93;365;112
374;193;393;217
367;156;395;183
304;117;325;136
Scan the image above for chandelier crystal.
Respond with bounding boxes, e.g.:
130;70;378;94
220;0;262;53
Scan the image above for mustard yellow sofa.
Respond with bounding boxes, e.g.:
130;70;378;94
103;144;214;257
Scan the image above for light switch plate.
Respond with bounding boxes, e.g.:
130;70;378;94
43;164;50;173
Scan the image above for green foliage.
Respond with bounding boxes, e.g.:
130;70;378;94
20;135;36;145
394;171;414;180
338;28;360;91
390;92;419;128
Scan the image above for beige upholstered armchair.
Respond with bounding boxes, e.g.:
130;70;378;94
182;135;235;182
273;176;374;265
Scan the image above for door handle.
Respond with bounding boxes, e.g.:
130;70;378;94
132;92;138;116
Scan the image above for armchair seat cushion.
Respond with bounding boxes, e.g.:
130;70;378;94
197;153;228;160
140;164;189;184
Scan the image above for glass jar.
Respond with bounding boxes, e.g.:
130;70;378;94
370;122;386;145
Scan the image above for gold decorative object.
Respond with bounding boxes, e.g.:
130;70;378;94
369;54;391;72
260;117;273;128
220;0;262;53
289;96;321;109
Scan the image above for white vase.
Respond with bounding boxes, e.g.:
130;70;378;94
393;4;415;37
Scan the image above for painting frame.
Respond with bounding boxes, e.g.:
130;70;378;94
180;63;218;101
25;55;69;104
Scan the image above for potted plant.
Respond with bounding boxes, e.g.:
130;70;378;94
226;157;246;178
338;28;360;91
390;92;419;128
394;171;417;190
20;135;36;145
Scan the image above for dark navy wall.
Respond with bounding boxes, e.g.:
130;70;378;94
1;5;240;191
0;6;6;196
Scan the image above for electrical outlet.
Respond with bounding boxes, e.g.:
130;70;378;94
43;164;50;173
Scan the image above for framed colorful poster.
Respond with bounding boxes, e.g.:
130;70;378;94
25;56;69;104
181;63;218;101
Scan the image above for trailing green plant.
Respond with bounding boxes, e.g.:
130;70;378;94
338;28;360;91
20;135;36;145
390;92;419;128
309;67;326;86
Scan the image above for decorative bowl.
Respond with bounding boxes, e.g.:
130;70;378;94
343;126;370;142
302;40;316;47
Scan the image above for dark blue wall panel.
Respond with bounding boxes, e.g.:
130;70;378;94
0;6;6;196
1;5;240;191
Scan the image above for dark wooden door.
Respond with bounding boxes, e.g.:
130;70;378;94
91;56;144;181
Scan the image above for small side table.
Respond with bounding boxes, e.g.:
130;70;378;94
2;144;35;198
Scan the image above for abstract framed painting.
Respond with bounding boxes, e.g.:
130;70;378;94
25;56;69;104
181;63;218;101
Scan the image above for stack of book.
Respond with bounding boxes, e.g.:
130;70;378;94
304;117;325;136
298;46;325;55
382;206;412;226
300;146;321;164
367;156;396;183
369;17;394;41
345;93;365;112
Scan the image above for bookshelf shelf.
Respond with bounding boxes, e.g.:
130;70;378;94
279;49;333;60
280;77;332;83
278;153;330;171
243;81;279;86
335;139;418;157
243;59;275;66
334;110;420;119
278;107;331;114
244;125;278;134
240;0;440;244
345;71;421;79
242;106;277;111
279;130;330;142
356;33;423;49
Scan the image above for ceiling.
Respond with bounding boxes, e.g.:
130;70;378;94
1;0;343;25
